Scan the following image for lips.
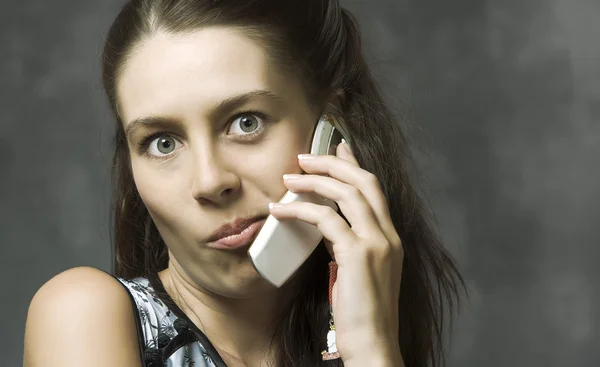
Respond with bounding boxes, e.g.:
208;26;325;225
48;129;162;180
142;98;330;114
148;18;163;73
207;215;267;245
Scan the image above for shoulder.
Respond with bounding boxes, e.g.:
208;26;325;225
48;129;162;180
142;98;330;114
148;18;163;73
26;267;132;317
24;266;142;367
29;266;129;304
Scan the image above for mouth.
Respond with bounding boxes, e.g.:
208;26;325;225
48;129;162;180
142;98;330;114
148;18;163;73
207;216;267;250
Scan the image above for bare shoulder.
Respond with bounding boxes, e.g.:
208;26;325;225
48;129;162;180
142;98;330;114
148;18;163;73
24;266;142;367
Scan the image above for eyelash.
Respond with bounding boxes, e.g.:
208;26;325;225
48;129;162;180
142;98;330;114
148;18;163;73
137;110;270;160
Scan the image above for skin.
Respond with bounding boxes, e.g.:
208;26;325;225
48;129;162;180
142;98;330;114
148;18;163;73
117;27;404;366
118;27;316;365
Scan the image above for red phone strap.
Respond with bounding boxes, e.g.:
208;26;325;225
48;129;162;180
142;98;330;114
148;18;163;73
321;261;340;360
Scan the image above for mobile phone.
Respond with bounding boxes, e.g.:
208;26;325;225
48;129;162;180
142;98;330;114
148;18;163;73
248;112;351;287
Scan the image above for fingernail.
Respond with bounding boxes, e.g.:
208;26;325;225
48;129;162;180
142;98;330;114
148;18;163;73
298;154;316;160
269;202;284;210
341;138;352;155
283;174;302;180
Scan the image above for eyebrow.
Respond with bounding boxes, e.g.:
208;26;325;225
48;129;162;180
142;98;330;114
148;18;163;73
124;89;284;138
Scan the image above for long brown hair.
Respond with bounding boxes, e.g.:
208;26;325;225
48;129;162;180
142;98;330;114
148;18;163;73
101;1;466;366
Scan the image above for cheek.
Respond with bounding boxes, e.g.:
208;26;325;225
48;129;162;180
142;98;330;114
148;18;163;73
130;160;186;219
248;129;309;198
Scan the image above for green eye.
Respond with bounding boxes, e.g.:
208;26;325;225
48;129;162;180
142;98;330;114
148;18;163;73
139;133;181;159
238;115;259;132
154;136;176;154
228;111;269;138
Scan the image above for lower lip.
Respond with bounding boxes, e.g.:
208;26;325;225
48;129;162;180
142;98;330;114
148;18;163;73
210;219;266;250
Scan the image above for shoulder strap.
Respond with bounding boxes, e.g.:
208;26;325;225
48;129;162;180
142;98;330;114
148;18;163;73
114;275;225;367
147;273;228;367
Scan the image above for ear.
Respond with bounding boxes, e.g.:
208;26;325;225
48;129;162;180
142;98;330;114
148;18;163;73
325;89;346;113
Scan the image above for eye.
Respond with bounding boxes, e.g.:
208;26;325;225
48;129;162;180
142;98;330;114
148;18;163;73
146;134;181;157
227;113;266;137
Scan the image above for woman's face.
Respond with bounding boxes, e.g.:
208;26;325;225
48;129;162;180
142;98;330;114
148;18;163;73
117;27;317;297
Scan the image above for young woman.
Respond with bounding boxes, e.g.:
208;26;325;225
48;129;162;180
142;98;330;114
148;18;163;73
24;1;465;366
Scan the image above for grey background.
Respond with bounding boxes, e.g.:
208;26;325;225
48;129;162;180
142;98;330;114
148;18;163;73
1;0;598;366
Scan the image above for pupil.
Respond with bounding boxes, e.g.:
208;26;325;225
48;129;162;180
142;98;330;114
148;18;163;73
241;116;256;132
157;137;174;154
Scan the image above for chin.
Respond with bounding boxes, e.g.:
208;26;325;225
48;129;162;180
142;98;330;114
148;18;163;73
179;252;280;298
213;264;277;298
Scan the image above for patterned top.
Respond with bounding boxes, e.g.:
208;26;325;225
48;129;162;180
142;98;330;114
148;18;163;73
116;277;224;367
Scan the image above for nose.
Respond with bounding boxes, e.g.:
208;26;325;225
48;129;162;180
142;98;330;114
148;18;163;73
190;144;241;205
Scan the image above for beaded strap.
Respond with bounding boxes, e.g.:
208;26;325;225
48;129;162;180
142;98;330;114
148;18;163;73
321;261;340;360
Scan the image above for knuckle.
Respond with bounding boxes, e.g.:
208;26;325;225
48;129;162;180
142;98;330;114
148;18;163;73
364;172;379;186
391;234;403;248
375;236;400;258
353;242;370;257
378;240;393;258
344;185;361;200
320;205;337;220
361;237;390;256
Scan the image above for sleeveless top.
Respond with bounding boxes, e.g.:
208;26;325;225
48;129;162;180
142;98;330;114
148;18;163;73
115;276;228;367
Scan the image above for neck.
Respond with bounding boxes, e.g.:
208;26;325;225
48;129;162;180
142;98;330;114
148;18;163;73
158;266;294;366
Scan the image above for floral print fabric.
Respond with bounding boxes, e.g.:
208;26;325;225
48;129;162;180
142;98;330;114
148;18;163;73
118;277;218;367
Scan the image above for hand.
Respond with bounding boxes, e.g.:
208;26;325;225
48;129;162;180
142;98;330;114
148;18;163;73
268;141;405;364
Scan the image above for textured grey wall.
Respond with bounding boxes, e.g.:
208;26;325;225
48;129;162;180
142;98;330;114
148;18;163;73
2;1;598;366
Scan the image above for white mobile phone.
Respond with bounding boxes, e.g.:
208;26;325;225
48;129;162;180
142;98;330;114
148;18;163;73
248;112;351;287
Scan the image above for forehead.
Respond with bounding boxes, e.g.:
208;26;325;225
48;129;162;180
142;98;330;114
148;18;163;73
116;27;295;124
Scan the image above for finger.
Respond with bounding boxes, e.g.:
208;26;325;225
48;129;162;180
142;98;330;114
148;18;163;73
268;200;358;255
336;139;360;166
336;145;400;245
336;144;401;247
283;174;381;240
298;154;401;247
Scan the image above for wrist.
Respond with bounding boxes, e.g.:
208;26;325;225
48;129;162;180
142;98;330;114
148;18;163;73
342;336;404;367
344;350;404;367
